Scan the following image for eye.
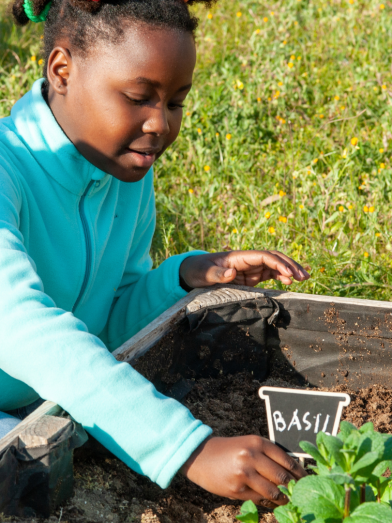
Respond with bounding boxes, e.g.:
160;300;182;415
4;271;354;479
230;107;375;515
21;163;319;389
168;102;185;110
125;96;147;106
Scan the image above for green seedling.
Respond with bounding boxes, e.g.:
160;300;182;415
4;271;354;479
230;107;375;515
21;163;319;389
236;500;259;523
273;421;392;523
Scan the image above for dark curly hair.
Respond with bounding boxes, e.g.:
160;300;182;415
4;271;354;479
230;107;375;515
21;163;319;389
12;0;217;71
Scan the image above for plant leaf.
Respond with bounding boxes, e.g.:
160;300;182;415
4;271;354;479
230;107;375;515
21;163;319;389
235;500;258;523
359;423;375;434
317;432;345;468
278;485;290;498
339;422;358;442
300;441;329;466
344;502;392;522
372;460;392;477
274;502;302;523
291;476;345;520
350;452;380;480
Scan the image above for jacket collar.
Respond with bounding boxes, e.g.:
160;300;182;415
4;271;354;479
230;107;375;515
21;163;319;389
11;78;110;195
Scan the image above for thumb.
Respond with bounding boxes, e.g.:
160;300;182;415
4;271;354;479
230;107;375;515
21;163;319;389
208;265;237;284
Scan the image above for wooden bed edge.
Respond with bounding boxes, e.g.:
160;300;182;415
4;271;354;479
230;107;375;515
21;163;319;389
112;284;392;364
0;400;65;454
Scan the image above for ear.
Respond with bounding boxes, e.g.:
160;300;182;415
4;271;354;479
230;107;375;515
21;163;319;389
46;47;73;96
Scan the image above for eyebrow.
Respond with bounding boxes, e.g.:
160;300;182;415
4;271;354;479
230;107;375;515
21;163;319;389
134;76;192;92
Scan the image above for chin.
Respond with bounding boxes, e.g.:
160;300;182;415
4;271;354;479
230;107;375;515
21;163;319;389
110;165;151;183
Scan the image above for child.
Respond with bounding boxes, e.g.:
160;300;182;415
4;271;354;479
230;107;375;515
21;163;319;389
0;0;309;508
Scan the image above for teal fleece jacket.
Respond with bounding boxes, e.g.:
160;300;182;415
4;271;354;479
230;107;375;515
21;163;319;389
0;78;212;487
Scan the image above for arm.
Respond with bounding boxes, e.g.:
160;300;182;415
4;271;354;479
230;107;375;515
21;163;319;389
0;166;211;487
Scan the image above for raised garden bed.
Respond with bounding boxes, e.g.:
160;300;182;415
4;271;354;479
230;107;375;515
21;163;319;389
3;284;392;522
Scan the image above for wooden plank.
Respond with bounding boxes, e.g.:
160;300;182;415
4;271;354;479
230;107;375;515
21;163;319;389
112;287;206;363
18;415;71;449
0;401;61;454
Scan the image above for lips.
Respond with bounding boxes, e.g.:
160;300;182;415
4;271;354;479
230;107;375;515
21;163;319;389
127;147;161;169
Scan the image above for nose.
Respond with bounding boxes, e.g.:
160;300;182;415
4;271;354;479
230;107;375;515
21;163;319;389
142;106;170;136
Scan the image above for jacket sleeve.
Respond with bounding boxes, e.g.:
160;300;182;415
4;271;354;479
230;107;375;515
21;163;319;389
102;169;206;350
0;166;212;488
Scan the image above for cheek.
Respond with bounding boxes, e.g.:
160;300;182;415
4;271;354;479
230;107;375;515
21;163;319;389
169;111;184;141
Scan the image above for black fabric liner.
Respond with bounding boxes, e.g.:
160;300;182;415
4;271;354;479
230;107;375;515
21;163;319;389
133;295;281;401
0;417;87;518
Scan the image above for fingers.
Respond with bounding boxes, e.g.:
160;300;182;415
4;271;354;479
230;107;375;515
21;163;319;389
261;439;307;481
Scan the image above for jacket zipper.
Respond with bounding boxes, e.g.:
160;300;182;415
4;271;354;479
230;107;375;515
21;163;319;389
72;180;94;313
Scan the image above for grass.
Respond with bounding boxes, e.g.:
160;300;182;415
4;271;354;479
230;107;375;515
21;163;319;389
1;0;392;300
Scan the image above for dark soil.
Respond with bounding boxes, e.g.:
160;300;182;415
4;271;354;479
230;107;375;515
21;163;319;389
35;375;390;523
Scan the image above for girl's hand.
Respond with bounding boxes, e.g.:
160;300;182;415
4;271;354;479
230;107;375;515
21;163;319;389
181;435;307;507
179;250;310;289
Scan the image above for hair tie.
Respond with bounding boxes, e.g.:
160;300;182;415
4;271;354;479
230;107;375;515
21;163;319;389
23;0;52;22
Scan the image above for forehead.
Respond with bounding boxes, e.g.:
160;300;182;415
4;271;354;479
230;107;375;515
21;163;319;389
79;25;196;87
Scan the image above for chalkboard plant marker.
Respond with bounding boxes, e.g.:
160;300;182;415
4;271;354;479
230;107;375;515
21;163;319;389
259;387;351;458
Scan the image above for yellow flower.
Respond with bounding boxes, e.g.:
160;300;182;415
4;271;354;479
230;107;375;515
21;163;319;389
299;204;304;209
288;62;294;68
294;20;298;25
257;97;261;102
319;114;325;119
373;86;378;91
38;58;43;65
255;28;260;34
188;188;194;194
265;211;271;219
382;84;387;90
279;216;287;223
232;228;238;234
380;3;385;8
364;252;369;258
297;56;301;60
236;11;242;17
197;128;202;134
334;95;340;101
215;132;220;137
348;204;354;209
320;267;326;273
226;133;232;140
263;16;268;22
207;12;213;19
340;106;345;111
380;162;386;169
290;55;296;61
273;90;280;99
307;170;311;175
376;232;382;237
349;0;354;4
363;205;369;212
379;148;384;153
268;226;275;234
31;55;36;62
279;190;286;197
342;149;348;158
186;111;191;116
270;11;275;15
351;137;358;146
278;81;283;87
204;165;210;172
283;40;287;45
313;158;319;164
268;97;272;101
369;206;375;213
339;206;345;212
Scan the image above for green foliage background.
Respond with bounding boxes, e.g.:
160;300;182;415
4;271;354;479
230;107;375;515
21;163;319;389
1;0;392;299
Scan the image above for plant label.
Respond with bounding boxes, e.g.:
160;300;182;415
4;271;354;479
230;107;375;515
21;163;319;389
259;386;350;457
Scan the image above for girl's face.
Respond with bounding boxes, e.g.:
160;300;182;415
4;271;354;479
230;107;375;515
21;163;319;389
47;25;196;182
